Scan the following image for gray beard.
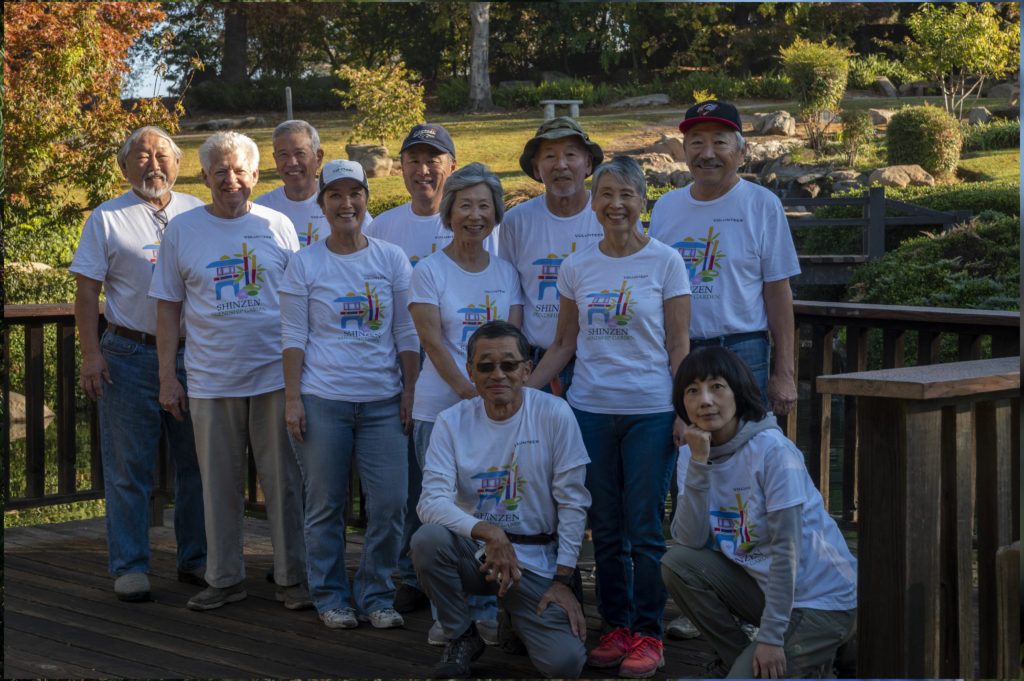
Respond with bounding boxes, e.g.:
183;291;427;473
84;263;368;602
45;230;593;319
132;178;173;201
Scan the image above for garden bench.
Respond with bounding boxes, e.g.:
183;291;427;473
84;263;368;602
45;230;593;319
540;99;582;120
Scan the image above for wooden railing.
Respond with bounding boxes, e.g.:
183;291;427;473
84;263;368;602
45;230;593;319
4;302;1019;531
818;357;1020;678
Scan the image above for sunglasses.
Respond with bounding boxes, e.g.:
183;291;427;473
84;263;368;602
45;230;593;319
474;359;527;374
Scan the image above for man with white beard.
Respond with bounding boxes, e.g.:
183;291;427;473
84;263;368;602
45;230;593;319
71;126;208;602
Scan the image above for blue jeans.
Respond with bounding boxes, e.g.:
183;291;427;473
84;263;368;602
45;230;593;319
290;394;408;614
691;332;770;407
531;346;575;398
411;419;497;621
396;434;422;590
572;407;676;637
98;330;206;575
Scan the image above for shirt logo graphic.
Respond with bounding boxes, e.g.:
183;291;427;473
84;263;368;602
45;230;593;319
143;242;160;270
298;222;319;247
585;280;634;327
333;282;387;334
531;242;577;301
671;226;723;285
206;242;265;300
458;295;502;341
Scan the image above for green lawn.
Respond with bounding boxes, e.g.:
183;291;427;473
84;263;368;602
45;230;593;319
958;147;1020;183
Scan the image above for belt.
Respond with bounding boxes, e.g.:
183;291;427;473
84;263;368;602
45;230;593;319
505;532;556;545
108;323;184;348
692;330;769;346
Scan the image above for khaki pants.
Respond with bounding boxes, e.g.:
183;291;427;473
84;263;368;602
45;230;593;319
661;544;855;678
190;389;306;588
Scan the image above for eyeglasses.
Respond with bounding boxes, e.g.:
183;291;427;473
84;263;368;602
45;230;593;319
474;359;527;374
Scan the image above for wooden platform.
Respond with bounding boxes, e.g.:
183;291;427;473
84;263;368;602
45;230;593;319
4;511;720;679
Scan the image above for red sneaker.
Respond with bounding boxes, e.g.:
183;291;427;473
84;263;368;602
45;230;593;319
618;634;665;678
587;627;634;668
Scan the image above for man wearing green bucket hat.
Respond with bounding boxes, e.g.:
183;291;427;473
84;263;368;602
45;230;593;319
498;117;609;396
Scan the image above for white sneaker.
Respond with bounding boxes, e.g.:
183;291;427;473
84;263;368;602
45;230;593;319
476;618;499;646
428;620;447;646
361;607;405;629
321;607;358;629
666;614;701;639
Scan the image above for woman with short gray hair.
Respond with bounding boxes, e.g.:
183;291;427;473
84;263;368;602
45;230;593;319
407;161;522;645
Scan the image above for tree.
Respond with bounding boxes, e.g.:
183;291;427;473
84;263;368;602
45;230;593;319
220;3;248;83
467;2;494;112
780;39;851;150
334;61;425;148
902;2;1019;119
4;2;180;266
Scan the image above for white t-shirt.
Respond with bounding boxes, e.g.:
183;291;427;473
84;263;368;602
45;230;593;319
254;185;372;248
365;201;499;268
419;387;591;578
648;180;800;340
675;428;858;611
408;250;522;421
498;194;606;349
149;204;299;398
556;239;690;414
279;237;418;402
70;191;204;336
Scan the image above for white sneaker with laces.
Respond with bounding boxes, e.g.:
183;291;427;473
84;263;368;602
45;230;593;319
475;618;499;646
665;614;701;640
361;607;405;629
428;620;447;646
321;607;358;629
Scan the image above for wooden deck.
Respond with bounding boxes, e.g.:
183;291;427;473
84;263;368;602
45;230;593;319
4;511;719;679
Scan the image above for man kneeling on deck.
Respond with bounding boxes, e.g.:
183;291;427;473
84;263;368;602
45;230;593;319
411;321;590;679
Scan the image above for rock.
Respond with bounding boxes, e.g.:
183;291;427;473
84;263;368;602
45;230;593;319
633;152;678;173
990;105;1020;120
985;82;1020;100
752;111;796;136
609;94;670;108
898;80;937;97
347;144;393;178
669;169;692;187
647;134;685;160
645;170;670;187
874;76;899;98
831;180;865;194
744;139;799;166
9;391;56;442
795;183;821;198
867;165;935;188
868;109;893;126
968;107;993;125
830;169;863;183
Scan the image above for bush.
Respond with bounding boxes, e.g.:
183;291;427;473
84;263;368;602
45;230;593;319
369;194;410;218
847;53;920;89
795;180;1020;254
961;118;1020;151
886;105;963;177
737;70;794;100
335;61;426;146
669;71;739;104
846;213;1019;311
780;40;852;150
839;110;876;166
491;78;595;110
187;76;346;113
436;78;470;112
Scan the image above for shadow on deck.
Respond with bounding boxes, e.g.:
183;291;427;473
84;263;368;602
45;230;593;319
4;511;720;679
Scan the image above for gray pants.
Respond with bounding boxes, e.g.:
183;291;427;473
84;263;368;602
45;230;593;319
661;544;855;678
190;390;306;588
411;523;586;679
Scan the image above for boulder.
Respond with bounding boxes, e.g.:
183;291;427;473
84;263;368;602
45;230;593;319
867;165;935;188
647;134;685;160
669;169;692;187
609;94;670;108
985;82;1020;100
874;76;899;98
633;152;679;173
8;391;55;442
744;139;799;167
990;105;1020;120
868;109;894;126
752;111;796;137
347;144;393;178
968;107;993;125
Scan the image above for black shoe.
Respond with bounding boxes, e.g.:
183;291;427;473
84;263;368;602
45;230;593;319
434;621;486;678
393;583;430;613
177;566;208;586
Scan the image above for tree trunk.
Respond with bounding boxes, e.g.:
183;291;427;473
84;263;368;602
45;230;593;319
221;4;248;83
467;2;495;112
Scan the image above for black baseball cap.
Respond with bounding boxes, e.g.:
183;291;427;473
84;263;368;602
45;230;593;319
679;100;742;134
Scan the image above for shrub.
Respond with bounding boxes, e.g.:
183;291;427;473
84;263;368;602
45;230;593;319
847;53;920;89
780;40;852;150
669;71;739;104
839;110;876;166
186;76;347;113
335;61;426;146
846;213;1019;311
436;78;470;112
737;70;793;100
886;105;963;177
368;194;410;218
961;118;1020;151
492;78;595;110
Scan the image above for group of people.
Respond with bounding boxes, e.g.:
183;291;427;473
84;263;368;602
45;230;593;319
73;99;856;679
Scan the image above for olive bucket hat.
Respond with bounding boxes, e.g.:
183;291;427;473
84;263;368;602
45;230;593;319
518;116;604;182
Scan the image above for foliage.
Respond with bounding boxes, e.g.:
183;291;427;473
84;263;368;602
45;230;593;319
491;78;596;110
669;71;739;104
738;70;794;100
846;213;1019;311
886;105;963;177
838;110;876;167
961;119;1020;151
368;195;411;219
437;78;471;113
186;75;346;113
846;53;920;89
901;3;1019;119
796;180;1020;255
4;2;180;268
334;61;426;147
780;40;852;150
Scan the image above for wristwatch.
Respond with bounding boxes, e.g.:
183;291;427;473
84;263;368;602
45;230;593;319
552;573;574;588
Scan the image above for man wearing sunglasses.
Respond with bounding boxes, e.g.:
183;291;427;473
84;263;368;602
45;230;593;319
411;320;591;678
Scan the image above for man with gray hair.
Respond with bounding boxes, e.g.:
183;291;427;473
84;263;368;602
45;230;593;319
255;119;370;247
150;131;309;612
71;125;207;602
